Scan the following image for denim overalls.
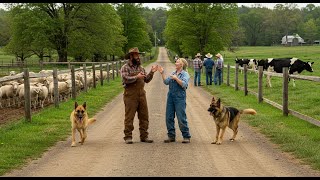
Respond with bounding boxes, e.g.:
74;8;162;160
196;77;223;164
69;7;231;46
163;70;191;139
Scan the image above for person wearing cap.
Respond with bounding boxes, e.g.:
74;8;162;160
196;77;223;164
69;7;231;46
214;53;224;86
203;53;215;85
120;47;158;144
158;58;191;143
193;53;203;86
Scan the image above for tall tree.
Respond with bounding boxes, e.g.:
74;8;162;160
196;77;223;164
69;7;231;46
164;3;238;57
114;3;152;54
5;3;126;62
0;9;10;46
67;3;126;61
4;5;35;62
302;18;318;44
272;3;303;46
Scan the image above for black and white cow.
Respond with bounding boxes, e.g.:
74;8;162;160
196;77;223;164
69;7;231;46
257;58;314;87
235;57;257;73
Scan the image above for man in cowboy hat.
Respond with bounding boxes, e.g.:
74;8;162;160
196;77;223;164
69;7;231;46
214;53;224;85
193;53;203;86
120;47;158;144
203;53;215;85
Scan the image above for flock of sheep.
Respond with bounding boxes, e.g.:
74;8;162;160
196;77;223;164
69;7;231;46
0;68;118;109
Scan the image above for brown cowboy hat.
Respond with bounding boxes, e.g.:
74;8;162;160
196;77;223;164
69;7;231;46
129;47;143;54
125;47;143;59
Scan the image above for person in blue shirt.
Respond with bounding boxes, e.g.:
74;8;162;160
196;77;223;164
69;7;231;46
203;53;215;85
158;58;191;143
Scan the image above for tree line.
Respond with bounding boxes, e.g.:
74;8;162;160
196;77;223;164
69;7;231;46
237;3;320;46
0;3;319;63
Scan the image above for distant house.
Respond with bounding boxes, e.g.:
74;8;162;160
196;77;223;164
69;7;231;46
281;34;305;46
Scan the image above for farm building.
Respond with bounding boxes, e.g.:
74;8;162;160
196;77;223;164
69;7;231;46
281;34;305;46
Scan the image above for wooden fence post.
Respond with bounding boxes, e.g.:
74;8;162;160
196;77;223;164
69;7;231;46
68;62;71;69
116;61;119;77
53;68;59;108
258;66;263;103
235;63;239;91
83;64;87;92
112;62;115;80
100;63;103;86
283;67;289;116
23;68;31;122
221;66;224;84
227;63;230;86
107;63;110;83
92;63;96;89
244;64;248;96
71;65;76;99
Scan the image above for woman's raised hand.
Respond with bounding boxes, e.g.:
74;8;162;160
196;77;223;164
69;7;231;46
158;65;164;74
151;65;158;72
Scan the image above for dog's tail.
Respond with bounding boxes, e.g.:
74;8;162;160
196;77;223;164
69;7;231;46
88;118;96;125
240;109;257;115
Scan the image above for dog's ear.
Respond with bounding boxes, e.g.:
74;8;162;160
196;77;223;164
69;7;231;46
83;102;86;110
217;98;221;107
75;101;78;109
211;96;216;103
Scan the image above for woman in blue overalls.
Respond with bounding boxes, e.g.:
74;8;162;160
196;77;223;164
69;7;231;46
158;58;191;143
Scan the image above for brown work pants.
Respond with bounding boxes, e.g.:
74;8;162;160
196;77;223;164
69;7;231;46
123;85;149;141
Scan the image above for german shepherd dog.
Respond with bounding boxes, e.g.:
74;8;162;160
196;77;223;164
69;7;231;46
207;96;256;145
70;102;96;147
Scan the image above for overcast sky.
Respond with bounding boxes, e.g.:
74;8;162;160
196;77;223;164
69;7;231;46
1;3;320;10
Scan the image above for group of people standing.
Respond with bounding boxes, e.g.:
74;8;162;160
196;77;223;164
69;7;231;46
193;52;224;86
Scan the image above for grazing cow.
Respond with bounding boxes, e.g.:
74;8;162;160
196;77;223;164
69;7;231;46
258;58;314;87
235;58;257;73
256;59;270;71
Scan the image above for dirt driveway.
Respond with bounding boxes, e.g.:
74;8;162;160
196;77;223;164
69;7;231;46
4;47;320;177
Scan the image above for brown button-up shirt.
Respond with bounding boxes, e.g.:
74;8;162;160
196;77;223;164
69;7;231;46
120;61;154;87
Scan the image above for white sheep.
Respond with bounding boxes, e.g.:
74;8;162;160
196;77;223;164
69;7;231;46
0;87;3;108
37;84;48;108
18;85;42;109
0;81;20;107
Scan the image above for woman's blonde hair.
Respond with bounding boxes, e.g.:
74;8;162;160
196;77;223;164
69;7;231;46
178;58;188;71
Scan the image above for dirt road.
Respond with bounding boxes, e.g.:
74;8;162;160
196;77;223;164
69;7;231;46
4;47;320;177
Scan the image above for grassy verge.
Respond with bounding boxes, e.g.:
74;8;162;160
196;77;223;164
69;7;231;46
0;47;159;176
188;66;320;171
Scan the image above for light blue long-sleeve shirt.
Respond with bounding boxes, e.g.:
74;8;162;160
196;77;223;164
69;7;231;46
163;70;190;91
